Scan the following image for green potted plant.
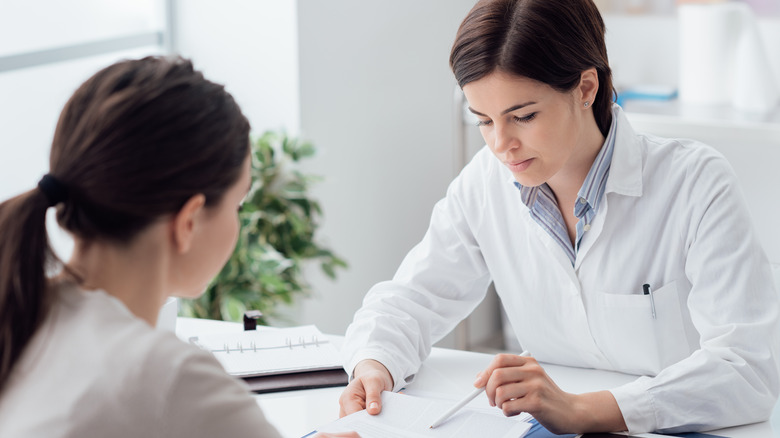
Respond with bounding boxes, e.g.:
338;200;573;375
179;131;347;324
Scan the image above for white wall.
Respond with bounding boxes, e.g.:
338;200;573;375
173;0;300;134
293;0;477;339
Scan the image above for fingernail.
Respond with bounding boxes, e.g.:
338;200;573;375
369;402;378;412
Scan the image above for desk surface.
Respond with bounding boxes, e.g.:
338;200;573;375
175;317;780;438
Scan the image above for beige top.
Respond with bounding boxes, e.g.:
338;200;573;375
0;282;282;438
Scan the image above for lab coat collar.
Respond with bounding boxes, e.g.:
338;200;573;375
604;104;643;198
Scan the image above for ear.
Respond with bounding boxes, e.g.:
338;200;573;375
171;194;206;254
578;68;600;108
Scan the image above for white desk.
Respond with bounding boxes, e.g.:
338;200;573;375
176;317;780;438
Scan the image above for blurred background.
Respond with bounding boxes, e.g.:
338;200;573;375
2;0;779;351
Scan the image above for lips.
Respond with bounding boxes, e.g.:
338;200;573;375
505;158;534;173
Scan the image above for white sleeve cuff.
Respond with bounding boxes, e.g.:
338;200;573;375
345;348;416;393
609;376;658;434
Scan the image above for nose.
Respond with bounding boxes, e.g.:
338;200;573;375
492;122;519;155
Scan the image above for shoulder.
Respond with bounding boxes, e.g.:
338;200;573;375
99;315;280;436
149;333;282;437
639;133;737;189
62;288;250;417
611;105;737;194
459;145;505;181
640;131;726;165
448;145;515;203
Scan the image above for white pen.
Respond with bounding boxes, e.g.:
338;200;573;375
428;386;485;429
429;350;530;429
643;283;656;319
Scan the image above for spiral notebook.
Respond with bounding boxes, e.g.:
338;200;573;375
189;325;348;392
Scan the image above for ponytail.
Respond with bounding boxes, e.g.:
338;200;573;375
0;187;60;393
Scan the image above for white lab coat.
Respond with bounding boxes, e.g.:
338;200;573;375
342;106;780;434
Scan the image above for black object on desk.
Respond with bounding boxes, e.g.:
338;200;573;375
243;310;263;331
243;368;349;394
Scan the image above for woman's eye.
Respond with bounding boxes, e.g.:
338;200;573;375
514;112;537;124
476;119;493;127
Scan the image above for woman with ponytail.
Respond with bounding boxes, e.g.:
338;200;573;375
0;56;353;438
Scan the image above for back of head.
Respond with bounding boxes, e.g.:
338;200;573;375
51;56;250;241
0;56;250;392
450;0;614;135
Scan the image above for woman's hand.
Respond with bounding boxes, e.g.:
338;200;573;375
338;359;394;417
475;353;627;434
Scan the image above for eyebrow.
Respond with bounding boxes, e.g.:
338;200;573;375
468;101;537;117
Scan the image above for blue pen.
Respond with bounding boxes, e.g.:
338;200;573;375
643;283;656;319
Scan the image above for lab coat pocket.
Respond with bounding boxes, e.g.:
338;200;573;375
593;281;690;376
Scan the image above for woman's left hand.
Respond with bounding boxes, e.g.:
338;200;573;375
475;353;626;435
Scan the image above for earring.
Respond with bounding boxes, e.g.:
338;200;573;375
584;101;590;108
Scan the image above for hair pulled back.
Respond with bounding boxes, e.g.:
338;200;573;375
0;56;250;392
450;0;615;135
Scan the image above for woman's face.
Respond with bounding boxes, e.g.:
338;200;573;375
175;153;252;298
462;70;587;188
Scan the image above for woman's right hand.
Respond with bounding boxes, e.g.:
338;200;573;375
338;359;394;417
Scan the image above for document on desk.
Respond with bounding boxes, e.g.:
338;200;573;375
189;325;342;377
313;391;532;438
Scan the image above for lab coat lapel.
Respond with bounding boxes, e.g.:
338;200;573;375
522;208;610;367
523;211;580;287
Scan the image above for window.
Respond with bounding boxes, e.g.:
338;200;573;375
0;0;171;255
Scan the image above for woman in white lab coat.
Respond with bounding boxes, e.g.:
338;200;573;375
0;56;353;438
338;0;780;434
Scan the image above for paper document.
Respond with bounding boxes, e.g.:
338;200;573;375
315;391;532;438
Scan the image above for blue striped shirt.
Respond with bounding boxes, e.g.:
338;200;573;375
514;119;618;265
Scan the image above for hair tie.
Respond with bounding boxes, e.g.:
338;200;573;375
37;174;69;206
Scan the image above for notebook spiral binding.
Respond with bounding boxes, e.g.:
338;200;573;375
219;335;323;354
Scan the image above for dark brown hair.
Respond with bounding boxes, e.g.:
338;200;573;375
0;56;250;392
450;0;615;136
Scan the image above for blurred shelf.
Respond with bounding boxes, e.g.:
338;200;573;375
622;99;780;146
